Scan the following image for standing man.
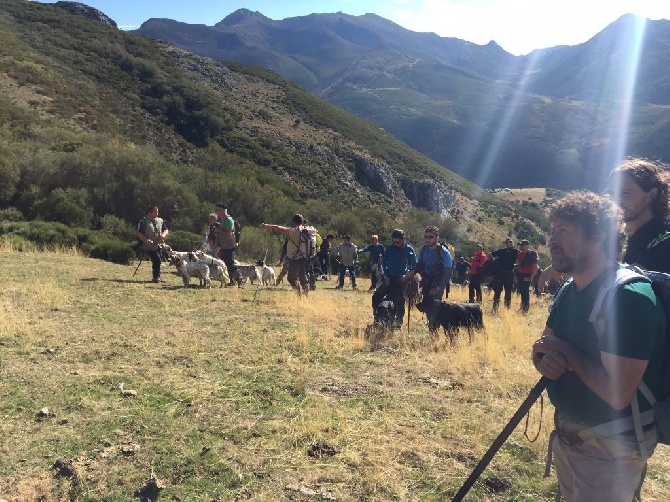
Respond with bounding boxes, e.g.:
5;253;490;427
408;226;453;332
136;205;169;283
490;238;519;311
372;229;417;327
260;214;311;296
454;256;470;284
532;191;665;502
468;243;487;303
214;203;241;287
609;157;670;273
358;234;385;290
515;239;539;312
318;234;335;280
334;235;358;290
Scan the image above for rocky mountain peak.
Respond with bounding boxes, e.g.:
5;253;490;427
54;2;118;29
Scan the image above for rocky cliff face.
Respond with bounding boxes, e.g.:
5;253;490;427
399;178;454;214
54;2;118;29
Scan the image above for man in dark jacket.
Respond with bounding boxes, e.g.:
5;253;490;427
490;238;519;311
609;157;670;273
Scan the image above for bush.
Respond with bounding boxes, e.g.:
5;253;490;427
86;239;136;264
0;221;79;247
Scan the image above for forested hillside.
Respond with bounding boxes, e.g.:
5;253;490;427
0;0;548;263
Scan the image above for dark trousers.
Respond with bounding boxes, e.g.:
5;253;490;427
469;273;483;302
372;279;407;323
319;254;330;276
147;249;162;280
219;248;239;284
338;264;357;288
492;270;515;310
517;273;531;312
288;258;308;294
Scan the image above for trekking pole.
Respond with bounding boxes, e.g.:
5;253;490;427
132;255;144;278
407;281;412;335
452;376;549;502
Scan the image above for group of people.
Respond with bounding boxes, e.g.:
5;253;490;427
133;157;670;499
532;157;670;500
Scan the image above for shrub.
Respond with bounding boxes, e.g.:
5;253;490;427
86;239;135;264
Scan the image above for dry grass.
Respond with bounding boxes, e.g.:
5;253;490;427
1;248;669;501
492;188;547;204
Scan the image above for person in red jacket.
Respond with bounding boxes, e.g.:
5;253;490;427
468;243;487;303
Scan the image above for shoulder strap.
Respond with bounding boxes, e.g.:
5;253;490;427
589;265;649;328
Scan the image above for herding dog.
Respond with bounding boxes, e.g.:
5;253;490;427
168;255;211;289
416;300;484;343
237;264;261;284
375;300;401;329
256;260;276;286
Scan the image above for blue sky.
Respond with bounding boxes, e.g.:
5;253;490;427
34;0;667;55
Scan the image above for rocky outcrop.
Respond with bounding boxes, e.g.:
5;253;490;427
399;178;454;213
54;2;118;29
353;157;395;197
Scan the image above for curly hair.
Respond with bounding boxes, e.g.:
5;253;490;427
609;157;670;219
549;190;624;258
424;225;440;236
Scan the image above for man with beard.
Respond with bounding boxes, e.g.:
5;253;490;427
531;191;665;502
609;158;670;273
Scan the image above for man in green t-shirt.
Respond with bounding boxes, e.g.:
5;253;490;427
214;203;241;287
532;191;665;501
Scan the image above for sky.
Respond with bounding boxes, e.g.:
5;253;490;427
35;0;668;56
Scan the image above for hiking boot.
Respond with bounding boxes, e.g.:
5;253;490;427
335;285;342;290
152;276;164;283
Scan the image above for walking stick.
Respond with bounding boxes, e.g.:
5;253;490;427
407;281;412;335
452;376;549;502
132;255;144;278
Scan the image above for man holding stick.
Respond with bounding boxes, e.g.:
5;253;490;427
532;191;665;501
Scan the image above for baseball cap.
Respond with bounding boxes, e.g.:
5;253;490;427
215;203;227;210
504;238;513;243
520;239;529;245
293;214;304;224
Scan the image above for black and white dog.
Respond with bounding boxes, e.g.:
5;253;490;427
416;300;484;342
168;255;211;289
375;300;400;328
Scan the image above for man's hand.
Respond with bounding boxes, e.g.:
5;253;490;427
532;335;572;380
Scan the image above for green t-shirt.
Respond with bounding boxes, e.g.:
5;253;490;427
546;266;666;426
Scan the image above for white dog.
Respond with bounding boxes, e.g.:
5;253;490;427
256;260;276;286
237;264;260;284
194;251;230;287
168;255;211;288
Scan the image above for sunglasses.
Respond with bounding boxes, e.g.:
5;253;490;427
424;234;437;240
392;239;403;244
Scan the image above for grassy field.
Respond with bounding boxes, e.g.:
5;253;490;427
1;247;670;501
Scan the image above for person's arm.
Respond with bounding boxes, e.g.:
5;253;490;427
533;331;647;409
259;223;290;236
159;222;168;241
136;219;150;245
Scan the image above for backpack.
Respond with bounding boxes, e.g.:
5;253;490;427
419;243;449;277
520;249;538;268
297;226;317;259
551;264;670;457
234;220;241;245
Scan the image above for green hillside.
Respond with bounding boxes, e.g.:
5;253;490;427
0;0;545;262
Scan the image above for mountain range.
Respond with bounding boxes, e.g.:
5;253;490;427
1;0;554;258
138;9;670;190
